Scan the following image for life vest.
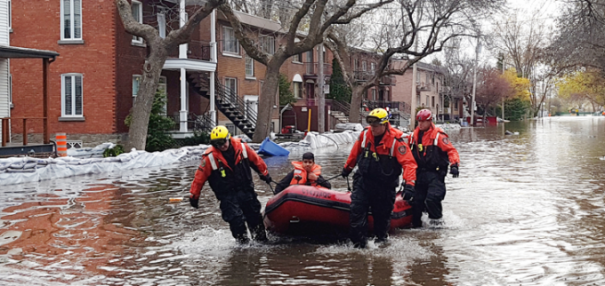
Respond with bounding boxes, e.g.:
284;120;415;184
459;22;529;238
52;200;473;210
356;128;403;182
409;128;450;172
204;139;254;198
290;161;322;186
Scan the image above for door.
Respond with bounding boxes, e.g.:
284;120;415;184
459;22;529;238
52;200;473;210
243;95;258;126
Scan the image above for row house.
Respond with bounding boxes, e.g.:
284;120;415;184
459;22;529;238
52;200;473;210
7;0;340;145
391;60;462;121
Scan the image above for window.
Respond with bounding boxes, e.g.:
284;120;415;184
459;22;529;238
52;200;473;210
157;13;166;38
371;62;375;71
431;96;435;107
7;0;11;30
132;75;141;102
131;1;143;44
223;26;239;54
354;59;358;70
454;99;459;111
8;74;12;107
426;95;429;107
225;78;237;102
416;71;420;83
293;82;302;99
259;36;275;54
371;89;376;101
245;56;254;78
61;0;82;40
61;74;83;117
293;53;303;63
362;61;367;71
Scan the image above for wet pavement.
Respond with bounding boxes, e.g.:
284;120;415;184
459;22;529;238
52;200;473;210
0;117;604;285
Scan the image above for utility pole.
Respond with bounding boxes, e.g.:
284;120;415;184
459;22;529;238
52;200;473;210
471;37;481;127
501;55;505;121
410;62;418;129
318;44;325;133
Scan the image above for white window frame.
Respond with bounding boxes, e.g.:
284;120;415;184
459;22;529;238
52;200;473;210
362;61;367;71
131;0;144;44
61;73;84;117
371;62;375;71
222;26;240;55
7;0;11;30
60;0;83;41
245;56;255;79
292;53;303;63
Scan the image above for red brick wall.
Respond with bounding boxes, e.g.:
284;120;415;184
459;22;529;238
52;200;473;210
10;0;118;135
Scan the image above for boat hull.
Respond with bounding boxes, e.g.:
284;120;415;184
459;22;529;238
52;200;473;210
263;185;412;236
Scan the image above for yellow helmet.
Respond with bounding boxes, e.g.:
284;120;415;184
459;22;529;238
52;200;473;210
210;125;231;141
366;108;390;125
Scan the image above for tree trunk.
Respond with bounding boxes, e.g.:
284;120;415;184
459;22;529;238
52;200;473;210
126;48;168;151
349;85;368;123
252;63;281;142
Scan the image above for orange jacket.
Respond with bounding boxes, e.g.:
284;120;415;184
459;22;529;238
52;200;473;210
290;161;322;186
189;138;268;199
410;124;460;166
344;124;417;185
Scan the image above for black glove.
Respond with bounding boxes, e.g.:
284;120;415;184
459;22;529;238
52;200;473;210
260;174;272;184
189;196;199;209
341;167;352;178
402;184;415;201
450;164;459;178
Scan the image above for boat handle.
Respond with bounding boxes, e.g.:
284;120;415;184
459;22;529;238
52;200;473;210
289;216;300;223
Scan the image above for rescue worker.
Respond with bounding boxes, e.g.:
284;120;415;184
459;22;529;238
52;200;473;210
274;152;331;194
189;126;273;244
408;109;460;228
341;108;417;248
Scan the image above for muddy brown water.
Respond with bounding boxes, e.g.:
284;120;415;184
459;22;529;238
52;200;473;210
1;117;604;285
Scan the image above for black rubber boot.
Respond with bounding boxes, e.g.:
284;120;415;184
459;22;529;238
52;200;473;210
252;224;268;242
234;233;250;244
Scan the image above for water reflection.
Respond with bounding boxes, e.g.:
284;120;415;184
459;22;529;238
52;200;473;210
0;117;604;285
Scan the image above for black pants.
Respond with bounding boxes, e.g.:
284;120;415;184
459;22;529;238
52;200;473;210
349;172;397;247
219;189;264;240
411;171;446;227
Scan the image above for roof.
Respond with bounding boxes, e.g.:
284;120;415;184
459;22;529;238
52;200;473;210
0;45;59;59
218;10;285;33
416;61;446;74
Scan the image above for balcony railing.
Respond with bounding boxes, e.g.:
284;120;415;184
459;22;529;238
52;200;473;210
304;62;332;76
168;40;212;61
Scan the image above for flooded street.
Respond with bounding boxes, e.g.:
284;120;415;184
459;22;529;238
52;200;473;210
1;117;604;286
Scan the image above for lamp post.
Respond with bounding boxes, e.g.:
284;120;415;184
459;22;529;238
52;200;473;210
470;37;481;127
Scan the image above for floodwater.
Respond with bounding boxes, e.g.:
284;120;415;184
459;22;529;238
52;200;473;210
1;116;604;286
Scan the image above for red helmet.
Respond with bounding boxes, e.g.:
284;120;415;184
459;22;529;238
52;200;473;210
416;109;432;121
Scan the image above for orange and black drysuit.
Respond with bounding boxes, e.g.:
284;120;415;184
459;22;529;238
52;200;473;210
189;137;269;241
274;162;331;194
344;124;417;247
409;124;460;227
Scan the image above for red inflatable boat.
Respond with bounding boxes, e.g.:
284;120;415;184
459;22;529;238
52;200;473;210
263;185;412;236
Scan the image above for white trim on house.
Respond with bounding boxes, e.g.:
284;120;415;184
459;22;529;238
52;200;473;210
0;0;9;45
60;73;84;118
163;59;216;72
60;0;83;41
0;59;9;137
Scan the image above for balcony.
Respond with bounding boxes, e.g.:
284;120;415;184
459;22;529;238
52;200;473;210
164;40;215;72
354;71;395;85
304;62;332;79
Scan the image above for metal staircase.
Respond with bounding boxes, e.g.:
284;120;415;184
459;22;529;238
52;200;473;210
187;73;257;138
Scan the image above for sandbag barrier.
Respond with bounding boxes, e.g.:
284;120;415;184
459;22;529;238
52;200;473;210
0;131;361;186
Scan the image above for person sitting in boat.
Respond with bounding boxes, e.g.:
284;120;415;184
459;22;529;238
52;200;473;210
188;125;272;244
274;152;331;194
341;108;418;248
